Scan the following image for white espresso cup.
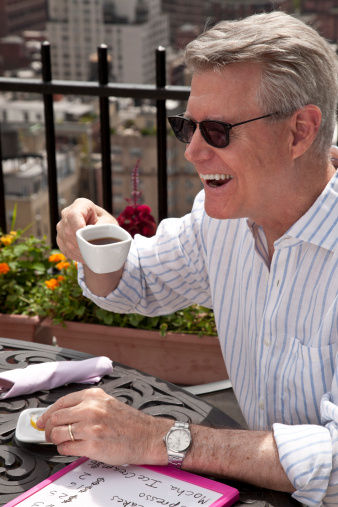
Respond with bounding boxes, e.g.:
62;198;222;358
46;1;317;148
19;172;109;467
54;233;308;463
76;223;132;274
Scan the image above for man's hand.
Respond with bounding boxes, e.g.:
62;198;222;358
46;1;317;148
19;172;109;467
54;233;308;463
37;388;294;493
56;198;117;263
37;388;172;466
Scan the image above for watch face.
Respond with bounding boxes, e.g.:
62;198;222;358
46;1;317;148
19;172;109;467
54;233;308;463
167;429;191;453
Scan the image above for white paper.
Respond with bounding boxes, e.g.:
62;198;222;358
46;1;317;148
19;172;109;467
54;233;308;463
15;460;223;507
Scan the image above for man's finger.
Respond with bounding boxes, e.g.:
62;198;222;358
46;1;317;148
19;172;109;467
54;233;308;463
37;389;94;428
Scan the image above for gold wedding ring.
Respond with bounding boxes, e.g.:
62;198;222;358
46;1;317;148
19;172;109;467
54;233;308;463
68;423;75;442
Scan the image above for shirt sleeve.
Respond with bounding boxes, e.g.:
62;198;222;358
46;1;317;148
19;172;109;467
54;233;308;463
273;367;338;506
78;191;213;316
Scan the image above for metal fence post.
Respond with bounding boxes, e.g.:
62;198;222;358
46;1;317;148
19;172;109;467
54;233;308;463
156;46;168;222
41;41;59;248
0;124;6;233
98;44;112;214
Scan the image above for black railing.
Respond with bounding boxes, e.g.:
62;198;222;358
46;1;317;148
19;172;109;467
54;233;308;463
0;44;190;247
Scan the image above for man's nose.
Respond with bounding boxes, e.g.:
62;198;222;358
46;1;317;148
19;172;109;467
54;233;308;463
184;127;212;163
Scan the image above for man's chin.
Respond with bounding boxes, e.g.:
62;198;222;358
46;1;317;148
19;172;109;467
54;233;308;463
204;202;232;220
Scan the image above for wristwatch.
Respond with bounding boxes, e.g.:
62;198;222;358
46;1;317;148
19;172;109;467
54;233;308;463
164;421;192;468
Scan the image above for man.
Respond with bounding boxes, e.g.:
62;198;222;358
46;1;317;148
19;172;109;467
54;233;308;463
38;11;338;506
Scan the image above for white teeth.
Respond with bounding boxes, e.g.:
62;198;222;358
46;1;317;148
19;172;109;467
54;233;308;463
200;174;233;180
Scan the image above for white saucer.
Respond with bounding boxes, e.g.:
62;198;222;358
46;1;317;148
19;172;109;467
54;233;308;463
15;407;50;444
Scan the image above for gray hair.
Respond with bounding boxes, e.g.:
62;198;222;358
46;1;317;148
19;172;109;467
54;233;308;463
185;11;338;154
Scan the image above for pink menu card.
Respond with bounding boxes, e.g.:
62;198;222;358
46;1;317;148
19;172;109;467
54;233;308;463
4;457;239;507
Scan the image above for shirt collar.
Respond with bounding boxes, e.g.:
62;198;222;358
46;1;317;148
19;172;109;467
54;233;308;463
246;171;338;253
276;171;338;253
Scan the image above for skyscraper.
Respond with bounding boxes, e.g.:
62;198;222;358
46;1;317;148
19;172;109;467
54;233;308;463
47;0;169;84
0;0;47;38
160;0;205;45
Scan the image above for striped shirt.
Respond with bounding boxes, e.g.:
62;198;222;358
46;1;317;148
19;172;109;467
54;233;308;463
79;171;338;506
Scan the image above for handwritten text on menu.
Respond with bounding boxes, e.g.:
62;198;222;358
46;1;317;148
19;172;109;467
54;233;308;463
17;460;223;507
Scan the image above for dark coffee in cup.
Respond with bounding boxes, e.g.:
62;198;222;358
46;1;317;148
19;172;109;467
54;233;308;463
88;237;122;245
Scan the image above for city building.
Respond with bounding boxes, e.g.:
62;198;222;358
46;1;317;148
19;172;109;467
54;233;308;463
0;96;94;124
0;95;97;164
204;0;292;23
0;94;97;238
47;0;169;84
0;0;47;38
301;0;338;42
3;152;79;241
175;24;200;51
161;0;294;47
160;0;205;46
0;36;31;73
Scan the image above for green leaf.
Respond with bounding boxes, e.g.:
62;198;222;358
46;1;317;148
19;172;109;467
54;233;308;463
10;204;17;230
12;244;27;257
31;262;47;273
159;323;168;337
128;313;145;327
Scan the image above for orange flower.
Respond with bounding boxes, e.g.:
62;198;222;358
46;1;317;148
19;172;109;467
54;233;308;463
44;278;59;290
56;261;70;271
48;253;66;263
9;231;17;236
0;234;14;246
57;275;65;282
0;263;10;275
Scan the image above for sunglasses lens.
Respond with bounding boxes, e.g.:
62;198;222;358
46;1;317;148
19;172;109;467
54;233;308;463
168;117;195;143
201;121;229;148
168;116;230;148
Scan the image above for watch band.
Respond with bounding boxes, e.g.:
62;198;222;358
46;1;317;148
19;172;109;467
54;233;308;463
165;421;191;469
172;421;189;430
168;451;186;468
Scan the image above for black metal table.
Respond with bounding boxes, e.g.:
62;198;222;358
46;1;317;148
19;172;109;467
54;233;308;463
0;337;298;506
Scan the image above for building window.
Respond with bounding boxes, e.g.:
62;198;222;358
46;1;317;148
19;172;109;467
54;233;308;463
113;178;122;186
129;148;142;157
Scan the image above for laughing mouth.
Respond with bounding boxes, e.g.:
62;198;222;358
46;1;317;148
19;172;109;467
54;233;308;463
200;173;233;188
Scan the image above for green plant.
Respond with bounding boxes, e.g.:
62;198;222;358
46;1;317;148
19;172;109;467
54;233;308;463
1;201;217;337
0;227;52;315
140;126;156;136
30;260;216;336
79;112;98;123
124;119;135;129
0;229;216;335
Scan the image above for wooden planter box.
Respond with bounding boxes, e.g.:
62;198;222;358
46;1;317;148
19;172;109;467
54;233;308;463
36;318;228;386
0;313;39;341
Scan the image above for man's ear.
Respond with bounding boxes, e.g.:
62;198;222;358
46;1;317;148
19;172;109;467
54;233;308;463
289;105;322;159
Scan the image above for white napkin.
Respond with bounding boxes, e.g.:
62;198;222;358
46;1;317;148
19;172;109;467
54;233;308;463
0;356;113;399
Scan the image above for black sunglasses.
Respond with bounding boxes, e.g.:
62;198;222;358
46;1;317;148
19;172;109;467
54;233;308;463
168;112;277;149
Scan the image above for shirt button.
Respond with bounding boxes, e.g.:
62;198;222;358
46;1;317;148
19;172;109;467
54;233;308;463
259;399;264;410
264;338;270;347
